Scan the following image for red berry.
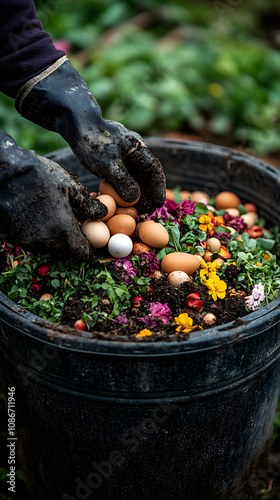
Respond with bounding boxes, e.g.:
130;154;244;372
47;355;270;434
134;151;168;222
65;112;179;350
132;296;144;304
31;283;40;291
188;292;200;300
37;264;50;276
74;320;87;331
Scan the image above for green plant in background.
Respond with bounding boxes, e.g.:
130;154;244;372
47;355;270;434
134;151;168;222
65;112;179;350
1;0;280;156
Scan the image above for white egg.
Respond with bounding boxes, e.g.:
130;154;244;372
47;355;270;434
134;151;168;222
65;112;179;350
108;234;133;258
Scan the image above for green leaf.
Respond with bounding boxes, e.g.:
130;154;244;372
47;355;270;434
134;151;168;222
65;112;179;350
51;279;61;289
256;238;275;250
193;202;208;217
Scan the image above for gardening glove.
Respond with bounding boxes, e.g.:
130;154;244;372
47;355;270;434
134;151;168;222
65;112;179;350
16;58;166;214
0;130;107;260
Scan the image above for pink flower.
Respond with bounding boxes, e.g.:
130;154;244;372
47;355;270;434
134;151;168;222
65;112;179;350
176;199;196;218
138;252;160;274
139;301;172;327
114;312;128;324
37;264;50;276
110;258;137;283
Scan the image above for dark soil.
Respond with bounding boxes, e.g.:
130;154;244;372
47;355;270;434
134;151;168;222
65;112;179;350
61;266;247;340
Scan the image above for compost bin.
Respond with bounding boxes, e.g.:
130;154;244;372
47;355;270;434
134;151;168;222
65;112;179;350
0;139;279;500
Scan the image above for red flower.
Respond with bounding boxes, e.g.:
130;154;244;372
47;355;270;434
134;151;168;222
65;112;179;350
187;293;204;310
246;225;263;239
37;264;50;276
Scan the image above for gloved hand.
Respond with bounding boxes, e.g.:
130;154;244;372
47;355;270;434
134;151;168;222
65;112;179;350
16;60;166;214
0;130;107;260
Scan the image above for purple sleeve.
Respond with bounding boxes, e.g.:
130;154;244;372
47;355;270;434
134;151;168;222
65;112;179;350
0;0;65;98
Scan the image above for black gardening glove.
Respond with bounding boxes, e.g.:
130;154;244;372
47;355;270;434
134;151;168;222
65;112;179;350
0;131;107;260
16;59;166;214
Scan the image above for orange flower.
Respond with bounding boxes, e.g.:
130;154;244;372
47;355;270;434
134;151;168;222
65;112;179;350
136;329;153;338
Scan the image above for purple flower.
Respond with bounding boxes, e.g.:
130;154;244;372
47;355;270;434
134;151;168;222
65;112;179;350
139;301;172;327
114;312;128;324
110;258;137;283
176;199;196;218
213;231;231;244
138;252;160;274
164;199;178;216
224;214;247;233
245;283;265;311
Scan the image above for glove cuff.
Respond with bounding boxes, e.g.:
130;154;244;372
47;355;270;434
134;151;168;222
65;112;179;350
15;55;68;114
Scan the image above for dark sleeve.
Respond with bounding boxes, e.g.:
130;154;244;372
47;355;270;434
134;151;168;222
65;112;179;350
0;0;65;99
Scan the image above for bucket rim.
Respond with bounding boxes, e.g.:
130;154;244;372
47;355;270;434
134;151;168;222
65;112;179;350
1;138;280;356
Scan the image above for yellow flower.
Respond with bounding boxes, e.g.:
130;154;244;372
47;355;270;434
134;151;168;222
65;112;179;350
205;274;227;301
65;279;71;284
198;215;214;235
255;262;262;266
200;259;220;283
215;215;224;226
136;329;153;338
174;313;202;333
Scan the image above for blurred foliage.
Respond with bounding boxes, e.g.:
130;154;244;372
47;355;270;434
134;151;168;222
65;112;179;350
1;0;280;155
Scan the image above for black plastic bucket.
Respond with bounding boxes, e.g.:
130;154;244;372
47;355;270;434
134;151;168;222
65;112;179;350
0;139;280;500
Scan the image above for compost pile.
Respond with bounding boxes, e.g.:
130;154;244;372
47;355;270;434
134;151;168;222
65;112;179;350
1;187;280;342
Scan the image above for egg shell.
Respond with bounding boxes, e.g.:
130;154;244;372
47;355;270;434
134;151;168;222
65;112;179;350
106;214;136;236
115;206;138;219
139;220;169;248
96;194;116;222
241;211;258;229
191;191;210;203
81;220;110;248
99;180;140;207
206;237;221;252
224;207;239;217
161;252;201;275
167;271;191;288
215;191;241;210
108;234;133;258
132;242;151;255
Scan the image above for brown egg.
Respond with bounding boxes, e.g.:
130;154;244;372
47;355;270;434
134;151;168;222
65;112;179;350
206;238;221;252
244;203;257;213
39;293;53;301
132;242;151;255
96;194;116;222
106;214;136;236
215;191;241;210
99;180;140;207
241;212;258;229
180;191;192;200
161;252;201;275
139;221;169;248
167;271;191;287
81;220;110;248
224;208;239;217
191;191;210;203
115;206;138;219
166;189;175;200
